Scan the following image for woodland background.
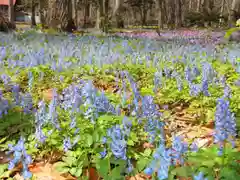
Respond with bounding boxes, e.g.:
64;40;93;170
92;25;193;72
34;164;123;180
2;0;240;32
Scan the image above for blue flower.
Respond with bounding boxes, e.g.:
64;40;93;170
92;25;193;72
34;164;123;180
145;144;172;180
189;83;202;96
126;159;133;174
63;137;72;152
171;136;188;165
190;141;199;152
185;66;193;83
7;137;32;179
142;96;162;118
145;118;165;143
122;116;132;136
94;91;116;114
193;172;208;180
223;85;231;98
100;148;107;158
201;78;210;96
153;71;163;92
102;136;107;144
108;125;127;160
213;98;236;154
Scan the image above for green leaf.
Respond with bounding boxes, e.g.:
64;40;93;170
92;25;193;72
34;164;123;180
201;160;215;167
111;166;124;180
198;167;215;177
75;168;83;177
69;167;77;175
143;148;152;157
62;156;76;166
127;139;134;146
53;162;70;173
86;134;93;147
171;166;192;177
96;158;110;177
220;167;239;179
136;158;149;172
93;131;100;143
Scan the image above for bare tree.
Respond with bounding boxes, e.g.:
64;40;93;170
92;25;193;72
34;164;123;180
8;0;15;25
31;0;36;27
229;0;240;27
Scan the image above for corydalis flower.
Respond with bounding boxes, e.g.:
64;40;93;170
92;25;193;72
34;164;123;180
8;137;32;179
142;96;161;118
94;91;116;114
63;137;72;152
214;98;236;154
193;172;208;180
107;125;127;160
145;144;171;180
12;84;20;105
171;136;188;165
171;71;183;91
153;71;163;92
20;93;33;114
122;116;132;136
145;118;164;143
0;90;9;117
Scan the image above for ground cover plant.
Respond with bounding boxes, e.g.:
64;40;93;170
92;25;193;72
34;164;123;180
0;29;240;180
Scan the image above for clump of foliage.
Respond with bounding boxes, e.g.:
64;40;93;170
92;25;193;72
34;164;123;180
0;29;239;180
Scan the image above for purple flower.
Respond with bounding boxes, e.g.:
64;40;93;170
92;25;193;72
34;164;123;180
63;137;72;152
171;136;188;165
193;172;208;180
213;98;236;154
108;125;127;160
7;137;32;179
145;144;172;180
100;148;107;158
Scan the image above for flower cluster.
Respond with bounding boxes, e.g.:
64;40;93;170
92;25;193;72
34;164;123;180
213;98;237;155
145;136;188;179
8;137;32;179
107;125;127;160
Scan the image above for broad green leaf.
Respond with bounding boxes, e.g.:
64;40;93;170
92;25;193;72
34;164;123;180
111;166;124;180
53;162;70;173
96;158;110;177
202;160;215;167
220;167;239;179
143;148;152;157
75;168;83;177
136;158;149;172
127;139;134;146
86;134;93;147
69;167;77;175
62;156;76;166
170;166;192;177
93;131;100;143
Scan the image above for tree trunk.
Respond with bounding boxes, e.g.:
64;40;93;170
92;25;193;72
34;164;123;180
103;0;109;32
8;0;14;24
219;0;225;26
228;0;240;27
46;0;75;32
156;0;164;30
31;0;36;27
197;0;201;12
95;6;101;29
83;1;90;28
95;0;104;30
39;0;46;26
175;0;181;27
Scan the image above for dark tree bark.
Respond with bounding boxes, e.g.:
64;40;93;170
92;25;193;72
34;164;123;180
31;0;36;27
